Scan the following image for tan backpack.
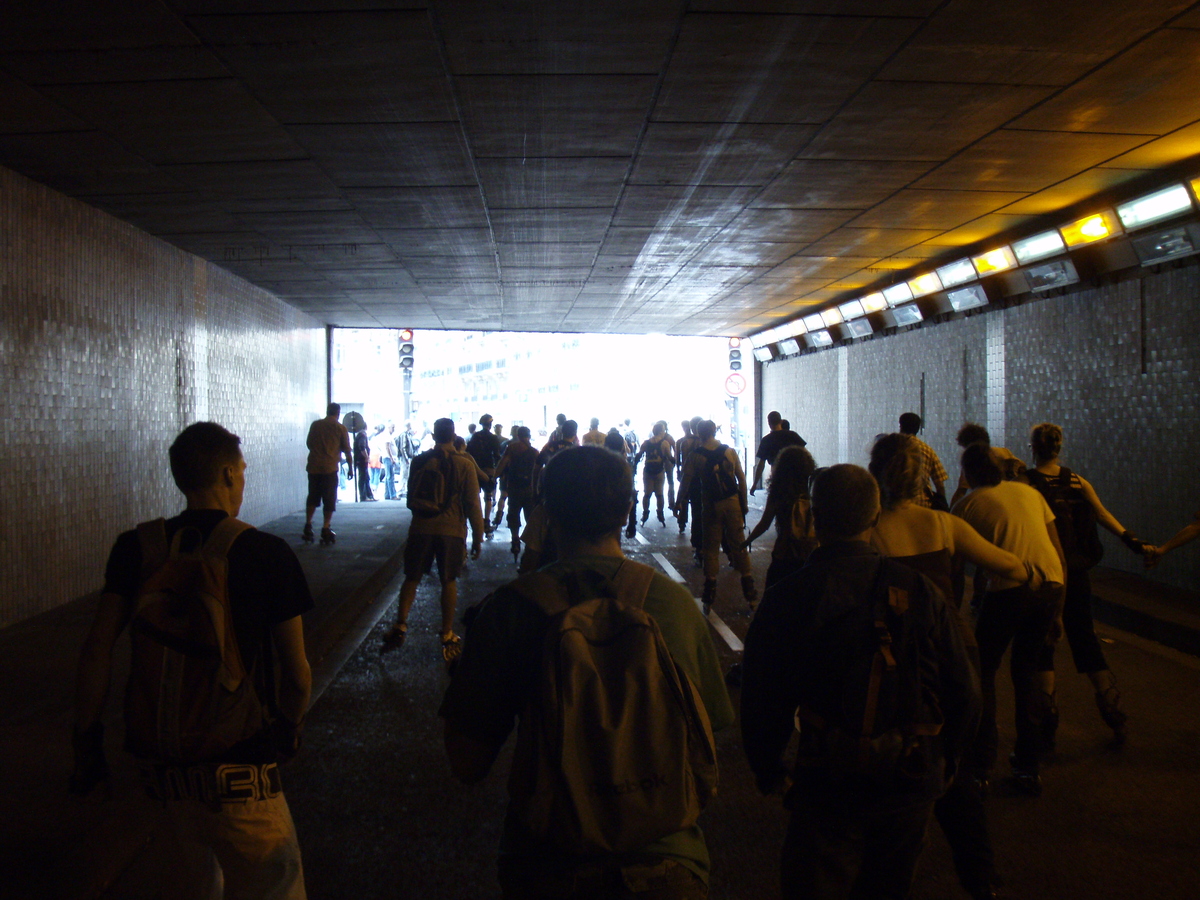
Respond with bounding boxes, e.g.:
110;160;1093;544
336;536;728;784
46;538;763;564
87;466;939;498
506;560;718;855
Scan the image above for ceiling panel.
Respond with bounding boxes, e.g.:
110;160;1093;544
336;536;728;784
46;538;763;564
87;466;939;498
1;0;1199;336
802;82;1056;161
914;130;1149;193
457;75;655;157
630;122;819;187
1013;28;1200;136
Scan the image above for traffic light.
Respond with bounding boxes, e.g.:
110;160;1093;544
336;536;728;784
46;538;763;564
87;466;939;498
728;336;742;371
398;329;414;370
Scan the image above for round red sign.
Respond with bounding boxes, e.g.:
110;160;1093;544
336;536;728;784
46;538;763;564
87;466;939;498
725;372;746;395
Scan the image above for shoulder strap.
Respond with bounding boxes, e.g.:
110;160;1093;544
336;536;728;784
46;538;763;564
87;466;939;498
610;559;656;611
1058;466;1074;489
136;519;169;579
204;516;254;559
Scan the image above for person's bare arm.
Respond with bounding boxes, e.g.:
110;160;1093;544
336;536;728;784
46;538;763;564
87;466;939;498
1146;512;1200;567
745;494;778;547
272;615;311;726
750;457;766;494
1079;475;1146;553
75;593;133;730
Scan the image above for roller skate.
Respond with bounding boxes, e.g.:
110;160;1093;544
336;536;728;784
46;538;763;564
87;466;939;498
302;523;314;543
319;527;336;545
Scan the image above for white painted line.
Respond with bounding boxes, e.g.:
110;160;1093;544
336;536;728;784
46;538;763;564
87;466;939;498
648;551;744;653
634;531;650;546
652;552;686;583
700;600;744;652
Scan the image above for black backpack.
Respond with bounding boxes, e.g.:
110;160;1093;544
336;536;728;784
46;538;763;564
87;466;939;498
643;438;668;475
407;448;457;517
1026;467;1104;570
695;445;739;503
506;444;538;490
794;561;943;783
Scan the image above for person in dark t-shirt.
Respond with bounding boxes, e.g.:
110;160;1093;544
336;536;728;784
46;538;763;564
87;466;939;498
750;410;805;495
72;422;313;899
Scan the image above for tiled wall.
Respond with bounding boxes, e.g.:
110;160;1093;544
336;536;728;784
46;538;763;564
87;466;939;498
0;166;326;627
759;265;1200;593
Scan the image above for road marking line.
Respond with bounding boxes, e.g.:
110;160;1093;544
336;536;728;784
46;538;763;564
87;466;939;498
652;552;685;582
650;553;744;652
635;531;651;546
702;602;744;652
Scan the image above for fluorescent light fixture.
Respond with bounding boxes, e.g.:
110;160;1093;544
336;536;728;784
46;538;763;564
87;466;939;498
753;345;776;362
843;319;873;338
749;331;770;348
1060;210;1119;248
971;246;1017;275
1024;259;1079;292
1131;225;1200;265
861;292;888;313
947;284;988;312
785;319;809;337
1116;184;1192;231
820;307;843;327
882;283;913;307
907;271;943;298
891;304;924;326
1012;230;1066;264
839;299;866;320
778;338;801;356
936;258;977;288
803;313;825;331
809;330;833;347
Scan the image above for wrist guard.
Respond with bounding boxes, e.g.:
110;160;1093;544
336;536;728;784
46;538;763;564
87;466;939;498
1120;531;1145;555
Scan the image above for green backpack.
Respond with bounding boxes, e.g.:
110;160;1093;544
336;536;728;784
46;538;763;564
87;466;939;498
508;560;719;855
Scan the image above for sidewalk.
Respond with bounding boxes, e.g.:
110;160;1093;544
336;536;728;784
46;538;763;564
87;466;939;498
0;501;412;900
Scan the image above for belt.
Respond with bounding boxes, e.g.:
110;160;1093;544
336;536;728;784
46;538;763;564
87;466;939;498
137;760;282;807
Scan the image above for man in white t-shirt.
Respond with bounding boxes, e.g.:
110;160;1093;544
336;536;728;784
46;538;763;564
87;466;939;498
953;443;1065;796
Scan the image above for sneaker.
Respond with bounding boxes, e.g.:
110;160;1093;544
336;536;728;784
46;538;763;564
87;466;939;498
380;623;407;654
441;633;463;667
1009;753;1042;797
1095;686;1127;745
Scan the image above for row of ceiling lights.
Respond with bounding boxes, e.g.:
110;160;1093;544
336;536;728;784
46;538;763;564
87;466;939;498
747;177;1200;362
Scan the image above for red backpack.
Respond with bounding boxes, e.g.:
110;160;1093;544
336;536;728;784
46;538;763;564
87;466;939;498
124;517;267;763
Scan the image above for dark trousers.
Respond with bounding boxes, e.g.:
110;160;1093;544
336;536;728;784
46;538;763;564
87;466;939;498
355;462;373;500
781;796;933;900
972;585;1058;774
1041;567;1109;674
933;774;993;894
499;857;706;900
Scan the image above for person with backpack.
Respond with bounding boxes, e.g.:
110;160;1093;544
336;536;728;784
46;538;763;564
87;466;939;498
634;421;675;527
741;464;980;900
380;417;484;664
71;422;313;899
441;445;733;900
952;443;1065;796
493;426;539;561
1025;422;1147;745
674;419;757;615
743;444;819;591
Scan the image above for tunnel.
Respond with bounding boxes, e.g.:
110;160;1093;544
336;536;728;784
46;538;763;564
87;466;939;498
1;3;1198;898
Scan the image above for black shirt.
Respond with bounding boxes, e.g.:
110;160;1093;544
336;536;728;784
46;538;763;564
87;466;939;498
755;429;805;465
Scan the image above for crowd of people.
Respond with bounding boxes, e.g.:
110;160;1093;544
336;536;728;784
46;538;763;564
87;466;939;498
68;407;1198;900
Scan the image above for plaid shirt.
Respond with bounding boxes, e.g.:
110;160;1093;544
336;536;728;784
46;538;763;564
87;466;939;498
912;437;948;508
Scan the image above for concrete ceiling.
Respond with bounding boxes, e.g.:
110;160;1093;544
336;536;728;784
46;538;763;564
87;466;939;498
4;1;1200;336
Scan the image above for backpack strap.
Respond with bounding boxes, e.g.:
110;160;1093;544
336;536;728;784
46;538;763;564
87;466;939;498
204;516;254;559
860;559;898;766
609;559;656;610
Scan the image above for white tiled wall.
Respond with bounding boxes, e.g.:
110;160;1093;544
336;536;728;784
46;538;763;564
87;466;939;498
760;267;1200;593
0;166;326;627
